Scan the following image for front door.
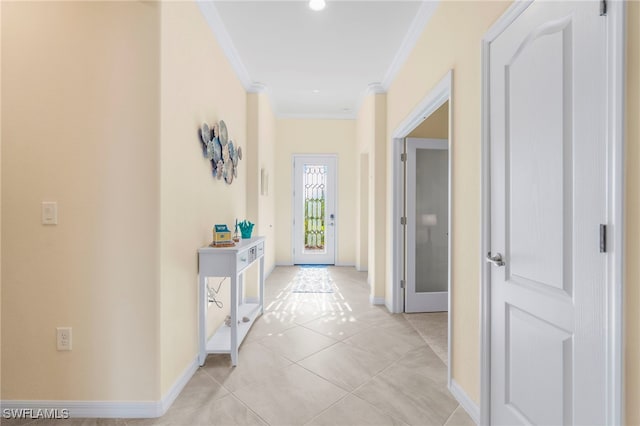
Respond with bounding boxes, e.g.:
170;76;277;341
488;1;607;424
293;155;336;265
405;138;449;313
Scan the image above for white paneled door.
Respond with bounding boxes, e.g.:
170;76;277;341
293;155;336;265
488;1;608;424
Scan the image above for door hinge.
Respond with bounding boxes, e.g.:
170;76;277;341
600;0;607;16
400;280;406;289
400;153;407;162
400;217;407;225
600;224;607;253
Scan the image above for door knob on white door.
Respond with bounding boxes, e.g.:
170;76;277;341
486;252;505;267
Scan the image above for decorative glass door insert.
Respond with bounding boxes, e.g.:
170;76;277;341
293;156;336;265
303;165;327;252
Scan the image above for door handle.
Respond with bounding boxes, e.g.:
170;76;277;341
486;252;505;267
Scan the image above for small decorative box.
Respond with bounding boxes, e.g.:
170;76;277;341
213;224;232;245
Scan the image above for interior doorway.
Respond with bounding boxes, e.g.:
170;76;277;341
390;70;455;404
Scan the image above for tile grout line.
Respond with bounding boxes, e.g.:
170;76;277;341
226;392;273;426
441;404;462;426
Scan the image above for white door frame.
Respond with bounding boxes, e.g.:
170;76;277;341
291;154;338;265
479;2;626;424
390;70;454;388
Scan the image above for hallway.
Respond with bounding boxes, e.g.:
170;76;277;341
139;266;473;426
3;267;473;426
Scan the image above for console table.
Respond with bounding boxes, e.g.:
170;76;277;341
198;237;265;366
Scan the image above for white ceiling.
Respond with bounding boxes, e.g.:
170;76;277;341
199;1;438;119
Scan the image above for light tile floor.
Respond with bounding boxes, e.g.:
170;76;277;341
4;267;474;426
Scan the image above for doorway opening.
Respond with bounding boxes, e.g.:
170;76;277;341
390;70;456;403
404;102;450;313
292;155;337;265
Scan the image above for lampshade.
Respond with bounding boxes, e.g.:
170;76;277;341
309;0;326;11
421;214;438;227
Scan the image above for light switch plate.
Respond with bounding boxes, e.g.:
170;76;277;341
42;201;58;225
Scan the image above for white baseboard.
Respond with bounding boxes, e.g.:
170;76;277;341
266;264;276;278
449;379;480;425
0;357;199;419
369;295;385;305
334;263;355;267
385;299;394;313
159;356;199;415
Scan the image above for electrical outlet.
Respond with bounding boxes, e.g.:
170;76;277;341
56;327;72;351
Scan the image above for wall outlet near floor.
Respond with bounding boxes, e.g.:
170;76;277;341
56;327;72;351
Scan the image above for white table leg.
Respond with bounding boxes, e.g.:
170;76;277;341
259;257;265;314
230;273;239;366
198;274;207;366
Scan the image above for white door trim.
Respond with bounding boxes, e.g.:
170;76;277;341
390;69;454;387
479;1;626;424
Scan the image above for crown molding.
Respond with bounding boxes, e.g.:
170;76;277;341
247;82;267;93
367;82;385;94
352;82;386;120
197;0;253;91
277;112;357;120
380;0;439;90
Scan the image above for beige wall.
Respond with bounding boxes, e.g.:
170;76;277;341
386;0;512;404
356;96;373;278
373;95;388;301
408;101;449;139
2;1;161;400
0;0;3;396
257;95;277;274
356;93;388;301
1;0;268;403
159;1;250;394
356;96;374;289
356;153;369;272
274;119;356;266
625;2;639;424
247;92;277;275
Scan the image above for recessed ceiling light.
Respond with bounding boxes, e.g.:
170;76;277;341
309;0;326;11
312;89;320;94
